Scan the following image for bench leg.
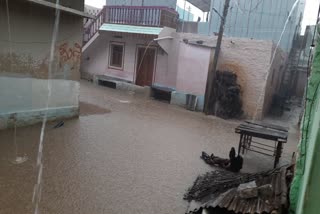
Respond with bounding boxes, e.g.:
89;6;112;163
238;134;244;155
248;136;252;149
274;142;283;168
242;135;249;154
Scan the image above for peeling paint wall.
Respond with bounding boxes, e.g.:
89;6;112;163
0;3;83;81
218;39;285;119
173;33;283;119
263;44;287;116
218;40;267;118
0;1;83;128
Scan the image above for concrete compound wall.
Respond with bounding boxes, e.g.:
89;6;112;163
171;33;284;119
0;1;83;129
218;38;285;119
175;43;211;95
81;32;176;88
263;44;287;116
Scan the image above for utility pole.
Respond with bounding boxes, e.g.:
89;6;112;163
187;6;191;21
204;0;231;115
182;0;187;32
208;0;214;35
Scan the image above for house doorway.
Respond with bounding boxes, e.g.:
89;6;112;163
135;47;156;86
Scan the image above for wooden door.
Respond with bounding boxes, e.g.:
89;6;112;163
136;47;156;86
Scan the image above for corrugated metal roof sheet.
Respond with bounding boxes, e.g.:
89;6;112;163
185;166;291;214
99;24;163;35
187;0;211;12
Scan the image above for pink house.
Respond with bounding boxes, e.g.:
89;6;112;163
81;6;178;87
81;6;287;119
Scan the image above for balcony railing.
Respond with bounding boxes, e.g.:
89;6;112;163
105;6;178;28
83;8;105;45
84;6;178;45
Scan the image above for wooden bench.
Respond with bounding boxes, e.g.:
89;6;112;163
235;121;289;168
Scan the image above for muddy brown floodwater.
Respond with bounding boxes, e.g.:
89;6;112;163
0;80;300;214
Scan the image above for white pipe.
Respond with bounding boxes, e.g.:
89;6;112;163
153;36;174;41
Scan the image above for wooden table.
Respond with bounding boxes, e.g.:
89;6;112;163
235;121;288;168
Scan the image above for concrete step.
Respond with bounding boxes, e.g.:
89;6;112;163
93;75;151;97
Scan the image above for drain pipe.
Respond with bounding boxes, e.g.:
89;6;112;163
153;36;174;41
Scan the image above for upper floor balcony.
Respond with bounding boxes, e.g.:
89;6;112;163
84;5;178;45
105;6;178;28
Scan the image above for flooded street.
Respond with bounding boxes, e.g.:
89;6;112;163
0;81;300;214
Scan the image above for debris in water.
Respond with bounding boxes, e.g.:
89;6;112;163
214;71;243;119
201;147;243;172
184;166;293;214
11;155;28;165
119;100;131;104
53;121;64;129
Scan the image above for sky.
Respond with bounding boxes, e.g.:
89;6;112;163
303;0;320;30
85;0;320;32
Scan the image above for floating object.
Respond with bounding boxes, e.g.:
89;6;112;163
53;121;64;129
11;155;28;165
119;100;131;104
185;165;292;214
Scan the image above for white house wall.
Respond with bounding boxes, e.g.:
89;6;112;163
81;32;173;88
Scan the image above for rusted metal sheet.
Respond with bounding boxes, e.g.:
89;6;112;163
185;166;292;214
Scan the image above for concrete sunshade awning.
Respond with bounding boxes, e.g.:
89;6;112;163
26;0;95;18
99;24;163;35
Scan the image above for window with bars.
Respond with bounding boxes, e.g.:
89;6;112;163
109;42;125;69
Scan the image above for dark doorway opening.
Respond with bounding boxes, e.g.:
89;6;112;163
135;47;156;86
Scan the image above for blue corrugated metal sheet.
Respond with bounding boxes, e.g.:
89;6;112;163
198;0;306;52
176;5;195;21
106;0;177;9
